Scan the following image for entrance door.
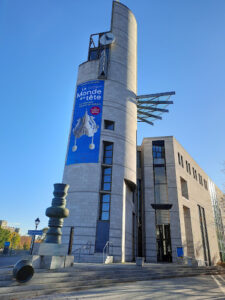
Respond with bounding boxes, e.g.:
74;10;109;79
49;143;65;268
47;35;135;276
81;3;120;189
156;224;172;262
95;221;109;252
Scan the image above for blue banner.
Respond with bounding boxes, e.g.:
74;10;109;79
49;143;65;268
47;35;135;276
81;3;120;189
66;80;104;165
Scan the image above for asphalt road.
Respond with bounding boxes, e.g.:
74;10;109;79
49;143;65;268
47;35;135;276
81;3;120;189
0;255;28;267
30;275;225;300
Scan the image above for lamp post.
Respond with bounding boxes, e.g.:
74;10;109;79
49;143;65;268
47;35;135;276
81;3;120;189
35;218;40;230
30;217;40;255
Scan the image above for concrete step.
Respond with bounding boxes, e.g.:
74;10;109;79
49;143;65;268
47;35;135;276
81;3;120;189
0;264;224;299
74;252;104;263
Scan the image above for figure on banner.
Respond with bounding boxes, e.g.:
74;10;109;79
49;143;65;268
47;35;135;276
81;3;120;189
72;110;99;152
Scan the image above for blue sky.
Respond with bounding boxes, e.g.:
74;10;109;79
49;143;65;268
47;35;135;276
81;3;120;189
0;0;225;234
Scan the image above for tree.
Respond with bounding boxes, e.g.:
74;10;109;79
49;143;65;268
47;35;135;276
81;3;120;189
9;232;20;249
0;228;11;249
36;227;48;243
23;243;29;250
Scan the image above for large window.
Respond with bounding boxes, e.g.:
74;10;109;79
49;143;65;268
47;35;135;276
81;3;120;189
152;141;168;204
99;194;110;221
198;205;211;265
101;167;112;191
99;142;113;221
180;177;189;199
154;166;167;184
153;141;165;164
103;142;113;165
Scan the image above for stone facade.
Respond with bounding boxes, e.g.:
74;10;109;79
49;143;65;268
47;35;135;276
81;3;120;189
62;1;137;263
140;136;225;265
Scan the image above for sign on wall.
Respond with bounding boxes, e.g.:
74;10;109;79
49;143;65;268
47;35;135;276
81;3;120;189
66;80;104;165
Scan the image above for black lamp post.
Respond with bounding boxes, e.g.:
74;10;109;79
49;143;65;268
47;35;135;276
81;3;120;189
35;218;40;230
30;217;40;255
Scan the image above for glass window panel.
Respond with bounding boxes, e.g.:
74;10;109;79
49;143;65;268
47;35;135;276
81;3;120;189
102;194;110;202
105;150;112;157
154;166;167;184
154;184;168;204
105;144;113;150
153;158;165;164
156;210;170;225
104;120;114;130
103;175;111;183
102;203;110;211
103;167;112;175
101;212;109;221
104;157;112;165
103;183;111;191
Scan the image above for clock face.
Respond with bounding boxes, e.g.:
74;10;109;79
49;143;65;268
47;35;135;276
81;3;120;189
100;32;115;46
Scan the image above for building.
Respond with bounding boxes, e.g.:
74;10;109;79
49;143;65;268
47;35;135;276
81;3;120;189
61;1;225;264
138;136;225;265
0;220;20;233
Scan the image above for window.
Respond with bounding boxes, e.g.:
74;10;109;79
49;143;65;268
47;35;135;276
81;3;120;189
195;170;197;180
198;174;203;185
154;166;167;184
152;140;165;164
180;177;189;199
181;155;184;168
186;161;188;173
178;153;181;165
198;205;211;265
192;167;197;180
204;179;208;190
104;120;114;131
192;167;195;179
188;163;191;175
101;167;112;191
99;194;110;220
154;185;168;204
186;161;191;174
99;141;114;221
103;142;113;165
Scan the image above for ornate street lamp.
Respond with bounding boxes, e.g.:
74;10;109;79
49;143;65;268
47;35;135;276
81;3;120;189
35;218;40;230
30;217;40;254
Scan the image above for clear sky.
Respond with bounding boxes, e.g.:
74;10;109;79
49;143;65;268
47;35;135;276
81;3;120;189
0;0;225;235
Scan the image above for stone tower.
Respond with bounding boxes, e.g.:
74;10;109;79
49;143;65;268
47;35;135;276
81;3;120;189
62;1;137;262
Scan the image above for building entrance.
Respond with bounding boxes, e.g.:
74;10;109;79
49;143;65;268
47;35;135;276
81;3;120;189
156;224;172;262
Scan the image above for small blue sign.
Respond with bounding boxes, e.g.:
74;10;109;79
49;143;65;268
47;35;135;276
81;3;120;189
177;247;184;257
66;80;104;165
4;241;10;247
28;230;43;236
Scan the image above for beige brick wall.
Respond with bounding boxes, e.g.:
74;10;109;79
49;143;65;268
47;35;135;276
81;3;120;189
173;137;220;265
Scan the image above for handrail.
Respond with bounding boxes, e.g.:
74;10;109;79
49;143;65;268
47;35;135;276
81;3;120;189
72;241;92;261
103;241;113;264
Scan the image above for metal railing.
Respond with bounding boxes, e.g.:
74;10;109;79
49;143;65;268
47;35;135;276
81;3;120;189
72;241;92;262
103;241;113;264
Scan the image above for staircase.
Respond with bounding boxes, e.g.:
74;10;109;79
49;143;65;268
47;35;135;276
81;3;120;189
0;263;225;300
74;252;104;263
